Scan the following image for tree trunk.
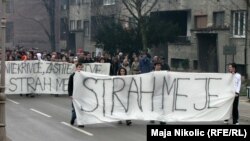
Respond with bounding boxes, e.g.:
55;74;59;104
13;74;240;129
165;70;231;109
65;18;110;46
139;18;148;51
50;1;56;52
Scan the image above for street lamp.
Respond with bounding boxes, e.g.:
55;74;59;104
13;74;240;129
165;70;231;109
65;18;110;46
0;0;7;140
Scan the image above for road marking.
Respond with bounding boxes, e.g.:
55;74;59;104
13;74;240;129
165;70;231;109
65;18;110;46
61;122;93;136
7;99;20;104
30;108;52;118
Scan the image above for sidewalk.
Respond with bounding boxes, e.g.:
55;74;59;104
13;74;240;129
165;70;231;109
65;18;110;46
239;96;250;122
240;95;250;103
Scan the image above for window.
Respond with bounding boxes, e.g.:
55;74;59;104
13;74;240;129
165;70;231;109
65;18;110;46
232;11;246;37
83;0;90;4
213;11;224;27
84;20;90;36
103;0;115;5
6;0;14;14
70;0;87;5
6;22;14;43
195;15;207;29
171;58;182;69
77;20;82;30
76;0;82;5
171;58;189;70
61;4;67;10
70;20;76;30
70;0;76;5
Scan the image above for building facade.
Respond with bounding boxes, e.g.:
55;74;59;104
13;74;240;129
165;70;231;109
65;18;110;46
152;0;249;76
68;0;91;53
68;0;123;54
68;0;250;77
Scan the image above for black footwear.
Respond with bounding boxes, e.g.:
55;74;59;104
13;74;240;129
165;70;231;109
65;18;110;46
224;120;229;124
150;120;155;124
77;125;85;128
160;122;166;125
126;120;132;126
70;119;75;125
233;121;239;125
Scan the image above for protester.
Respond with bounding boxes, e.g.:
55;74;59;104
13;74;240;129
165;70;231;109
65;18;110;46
139;51;151;73
131;56;140;75
99;56;105;63
110;56;120;76
68;63;83;126
224;63;241;125
85;53;94;63
150;62;167;125
121;59;131;75
21;52;27;61
117;67;132;126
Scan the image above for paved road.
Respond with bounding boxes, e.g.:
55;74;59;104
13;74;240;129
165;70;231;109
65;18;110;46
5;95;250;141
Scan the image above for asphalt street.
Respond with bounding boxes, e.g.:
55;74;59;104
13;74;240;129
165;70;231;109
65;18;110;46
5;95;250;141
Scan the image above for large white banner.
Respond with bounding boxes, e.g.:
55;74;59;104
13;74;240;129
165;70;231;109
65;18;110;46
73;71;235;124
4;61;110;94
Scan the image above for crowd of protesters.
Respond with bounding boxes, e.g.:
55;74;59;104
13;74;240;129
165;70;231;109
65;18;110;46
6;49;170;75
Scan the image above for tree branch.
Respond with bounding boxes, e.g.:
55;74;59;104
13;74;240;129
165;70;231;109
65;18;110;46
17;13;50;39
122;0;139;21
143;0;158;16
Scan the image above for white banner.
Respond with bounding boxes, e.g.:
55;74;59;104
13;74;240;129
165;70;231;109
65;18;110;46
5;61;110;94
73;71;235;124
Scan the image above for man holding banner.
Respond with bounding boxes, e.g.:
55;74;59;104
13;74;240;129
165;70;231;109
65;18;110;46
68;63;83;126
224;63;241;125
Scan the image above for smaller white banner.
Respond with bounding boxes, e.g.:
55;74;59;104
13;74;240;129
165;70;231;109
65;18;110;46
4;61;110;94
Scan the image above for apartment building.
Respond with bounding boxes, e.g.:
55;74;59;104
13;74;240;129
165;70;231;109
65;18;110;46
68;0;91;53
68;0;123;54
150;0;248;76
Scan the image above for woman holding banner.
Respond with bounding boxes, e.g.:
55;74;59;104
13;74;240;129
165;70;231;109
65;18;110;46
117;67;132;126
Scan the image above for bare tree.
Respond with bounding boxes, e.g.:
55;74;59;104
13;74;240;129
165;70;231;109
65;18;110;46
121;0;159;50
41;0;56;51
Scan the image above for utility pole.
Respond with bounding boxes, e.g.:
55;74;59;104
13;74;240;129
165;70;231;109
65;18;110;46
0;0;7;140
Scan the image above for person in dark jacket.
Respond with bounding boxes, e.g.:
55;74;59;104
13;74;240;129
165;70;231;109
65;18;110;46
68;63;83;126
139;53;151;73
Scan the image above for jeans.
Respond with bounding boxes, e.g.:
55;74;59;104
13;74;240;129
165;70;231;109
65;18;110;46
70;102;76;125
232;96;239;124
